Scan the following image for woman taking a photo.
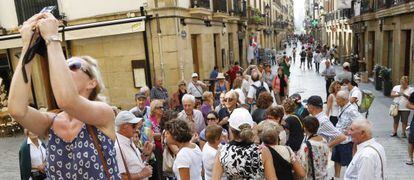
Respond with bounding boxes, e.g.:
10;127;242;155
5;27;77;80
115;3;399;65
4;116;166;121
164;119;203;180
9;13;119;179
212;108;277;179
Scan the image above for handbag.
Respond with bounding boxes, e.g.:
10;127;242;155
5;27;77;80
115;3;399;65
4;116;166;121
162;146;175;174
389;103;399;117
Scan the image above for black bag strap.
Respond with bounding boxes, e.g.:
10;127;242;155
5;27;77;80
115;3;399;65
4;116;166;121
305;140;316;180
338;104;352;119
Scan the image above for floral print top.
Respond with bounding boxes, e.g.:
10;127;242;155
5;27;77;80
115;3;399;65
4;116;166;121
297;139;330;180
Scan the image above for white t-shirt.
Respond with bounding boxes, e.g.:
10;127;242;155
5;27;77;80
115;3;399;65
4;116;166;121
350;87;362;107
202;143;225;180
173;146;203;180
234;88;246;104
392;85;414;111
247;81;270;99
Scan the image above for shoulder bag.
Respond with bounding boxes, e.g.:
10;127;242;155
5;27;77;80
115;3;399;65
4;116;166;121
86;125;111;179
389;103;399;117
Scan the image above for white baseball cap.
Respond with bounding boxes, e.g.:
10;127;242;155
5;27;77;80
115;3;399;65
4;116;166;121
343;62;350;68
115;111;142;126
228;108;254;131
192;73;199;78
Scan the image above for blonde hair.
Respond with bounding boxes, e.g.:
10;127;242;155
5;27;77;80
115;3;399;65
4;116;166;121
150;100;163;116
77;56;107;102
328;81;340;94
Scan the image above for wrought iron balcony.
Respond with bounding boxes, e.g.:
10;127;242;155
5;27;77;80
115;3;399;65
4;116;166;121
190;0;211;9
340;8;352;19
230;0;247;17
213;0;227;13
360;0;373;14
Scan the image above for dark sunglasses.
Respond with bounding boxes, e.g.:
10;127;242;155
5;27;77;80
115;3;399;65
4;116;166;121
224;98;234;102
68;60;92;78
207;117;217;121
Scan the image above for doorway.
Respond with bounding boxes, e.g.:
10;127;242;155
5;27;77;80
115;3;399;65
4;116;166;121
191;35;200;75
214;33;221;69
402;30;411;77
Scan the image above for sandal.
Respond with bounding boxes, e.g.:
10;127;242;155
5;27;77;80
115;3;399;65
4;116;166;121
390;133;397;137
406;159;413;165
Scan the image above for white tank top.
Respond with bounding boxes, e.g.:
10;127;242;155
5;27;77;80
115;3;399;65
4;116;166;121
331;95;340;117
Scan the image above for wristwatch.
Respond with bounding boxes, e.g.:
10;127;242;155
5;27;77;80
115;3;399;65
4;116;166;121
45;35;62;45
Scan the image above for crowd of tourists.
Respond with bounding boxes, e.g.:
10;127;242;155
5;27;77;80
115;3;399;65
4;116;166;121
7;13;397;180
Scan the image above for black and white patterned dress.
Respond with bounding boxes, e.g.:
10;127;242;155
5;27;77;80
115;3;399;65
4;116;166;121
219;141;264;179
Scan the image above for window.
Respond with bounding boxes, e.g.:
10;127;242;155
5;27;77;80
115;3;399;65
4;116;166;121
14;0;60;25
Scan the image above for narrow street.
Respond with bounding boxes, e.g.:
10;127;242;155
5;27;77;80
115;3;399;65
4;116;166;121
283;44;414;179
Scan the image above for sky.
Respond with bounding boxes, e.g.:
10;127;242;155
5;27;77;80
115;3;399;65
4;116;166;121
294;0;306;33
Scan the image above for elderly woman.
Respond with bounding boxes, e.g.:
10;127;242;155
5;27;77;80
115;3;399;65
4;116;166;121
199;111;229;149
390;76;413;138
9;13;119;178
252;91;274;124
200;91;214;119
265;105;288;145
140;86;151;107
177;94;206;134
282;98;304;152
297;116;330;180
164;119;203;180
212;108;277;179
326;81;341;126
214;73;230;104
258;121;305;180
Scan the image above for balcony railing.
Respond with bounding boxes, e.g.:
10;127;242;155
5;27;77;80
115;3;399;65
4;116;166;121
213;0;227;13
355;0;413;17
273;21;288;29
190;0;211;9
14;0;60;25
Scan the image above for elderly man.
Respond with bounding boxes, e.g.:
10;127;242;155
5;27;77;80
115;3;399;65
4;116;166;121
322;60;336;99
150;77;169;101
130;92;151;119
344;118;386;180
332;91;362;179
115;111;153;180
218;91;240;131
306;95;347;148
247;70;270;104
188;73;207;101
177;94;206;134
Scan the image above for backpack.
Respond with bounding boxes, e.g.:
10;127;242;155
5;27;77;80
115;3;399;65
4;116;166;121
359;90;375;113
252;81;267;100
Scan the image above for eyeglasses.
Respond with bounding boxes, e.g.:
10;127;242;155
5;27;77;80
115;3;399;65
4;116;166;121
207;117;217;121
68;59;92;78
129;123;137;129
224;98;234;102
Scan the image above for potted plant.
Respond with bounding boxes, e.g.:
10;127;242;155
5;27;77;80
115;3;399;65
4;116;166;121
374;64;382;90
379;68;392;96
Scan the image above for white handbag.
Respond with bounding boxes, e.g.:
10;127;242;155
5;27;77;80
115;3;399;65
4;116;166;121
389;103;399;117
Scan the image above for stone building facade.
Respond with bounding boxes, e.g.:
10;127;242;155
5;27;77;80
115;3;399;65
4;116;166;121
350;0;414;83
0;0;292;109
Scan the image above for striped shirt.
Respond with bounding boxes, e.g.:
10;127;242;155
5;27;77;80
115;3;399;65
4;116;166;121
315;112;342;143
337;102;362;144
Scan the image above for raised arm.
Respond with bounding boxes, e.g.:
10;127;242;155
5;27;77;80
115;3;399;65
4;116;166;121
37;14;114;130
8;13;53;137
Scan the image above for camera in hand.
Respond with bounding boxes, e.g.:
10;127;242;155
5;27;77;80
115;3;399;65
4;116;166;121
21;6;56;83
